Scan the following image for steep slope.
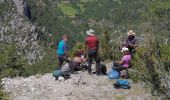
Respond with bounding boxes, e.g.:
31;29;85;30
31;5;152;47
0;0;46;64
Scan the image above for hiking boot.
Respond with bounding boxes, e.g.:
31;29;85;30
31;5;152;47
93;71;100;75
88;71;92;75
71;71;78;74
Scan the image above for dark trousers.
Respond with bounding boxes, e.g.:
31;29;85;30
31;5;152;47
127;46;136;57
58;55;69;69
87;49;100;74
112;62;127;72
69;61;81;72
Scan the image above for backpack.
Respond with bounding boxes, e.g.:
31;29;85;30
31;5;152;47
107;69;120;79
55;39;61;49
99;64;107;75
52;69;63;78
114;79;131;89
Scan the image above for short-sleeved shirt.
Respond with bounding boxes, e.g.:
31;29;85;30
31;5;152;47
121;54;132;68
57;40;66;55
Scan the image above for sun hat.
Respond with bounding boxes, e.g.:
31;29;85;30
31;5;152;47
86;29;95;36
127;30;135;35
121;47;129;52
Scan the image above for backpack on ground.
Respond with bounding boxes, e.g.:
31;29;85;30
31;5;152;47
113;79;131;89
52;69;63;78
120;69;128;79
53;63;71;79
107;69;120;79
99;64;107;75
80;62;88;70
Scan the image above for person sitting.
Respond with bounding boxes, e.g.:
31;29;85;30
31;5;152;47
69;50;88;73
122;30;138;55
112;47;132;71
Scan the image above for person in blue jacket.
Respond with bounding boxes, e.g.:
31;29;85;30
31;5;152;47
56;34;69;69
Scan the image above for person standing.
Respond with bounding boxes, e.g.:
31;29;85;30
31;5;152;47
85;29;100;75
56;34;69;69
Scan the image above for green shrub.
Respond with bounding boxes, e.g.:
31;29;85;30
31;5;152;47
129;35;170;99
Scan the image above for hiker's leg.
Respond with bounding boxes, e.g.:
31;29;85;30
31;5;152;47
130;49;136;58
112;61;119;68
63;56;70;63
88;53;93;74
69;61;80;73
94;52;100;75
58;56;64;69
69;61;75;73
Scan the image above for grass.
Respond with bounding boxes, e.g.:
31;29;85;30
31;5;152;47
58;3;77;18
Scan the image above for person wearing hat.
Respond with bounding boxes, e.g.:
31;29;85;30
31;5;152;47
112;47;132;71
56;34;69;69
85;29;100;75
123;30;138;55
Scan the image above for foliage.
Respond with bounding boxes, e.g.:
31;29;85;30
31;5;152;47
0;90;8;100
99;31;113;60
69;42;85;58
0;1;11;18
58;3;78;18
129;34;170;99
0;44;26;77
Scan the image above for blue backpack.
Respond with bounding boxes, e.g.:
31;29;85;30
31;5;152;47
52;69;63;78
114;79;131;89
107;69;120;79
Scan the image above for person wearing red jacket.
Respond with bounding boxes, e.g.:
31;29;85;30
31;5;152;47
85;29;100;75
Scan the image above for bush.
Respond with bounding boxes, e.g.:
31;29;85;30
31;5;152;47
129;34;170;99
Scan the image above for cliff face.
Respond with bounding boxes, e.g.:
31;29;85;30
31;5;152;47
0;0;46;64
13;0;31;19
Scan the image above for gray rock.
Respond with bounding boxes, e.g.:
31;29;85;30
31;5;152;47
13;0;31;19
2;65;154;100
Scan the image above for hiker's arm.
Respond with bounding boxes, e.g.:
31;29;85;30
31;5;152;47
129;39;138;47
115;56;125;64
129;44;137;47
64;44;68;57
81;55;88;62
115;60;123;65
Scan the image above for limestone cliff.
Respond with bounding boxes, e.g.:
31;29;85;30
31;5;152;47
0;0;46;64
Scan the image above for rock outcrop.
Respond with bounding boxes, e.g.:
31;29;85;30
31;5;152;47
1;64;153;100
0;0;45;64
2;72;153;100
13;0;31;19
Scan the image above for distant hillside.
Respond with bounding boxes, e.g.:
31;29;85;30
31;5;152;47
27;0;170;43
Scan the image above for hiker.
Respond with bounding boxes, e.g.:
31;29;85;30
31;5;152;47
85;29;100;75
122;30;138;55
56;34;70;69
112;47;132;71
69;50;88;73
